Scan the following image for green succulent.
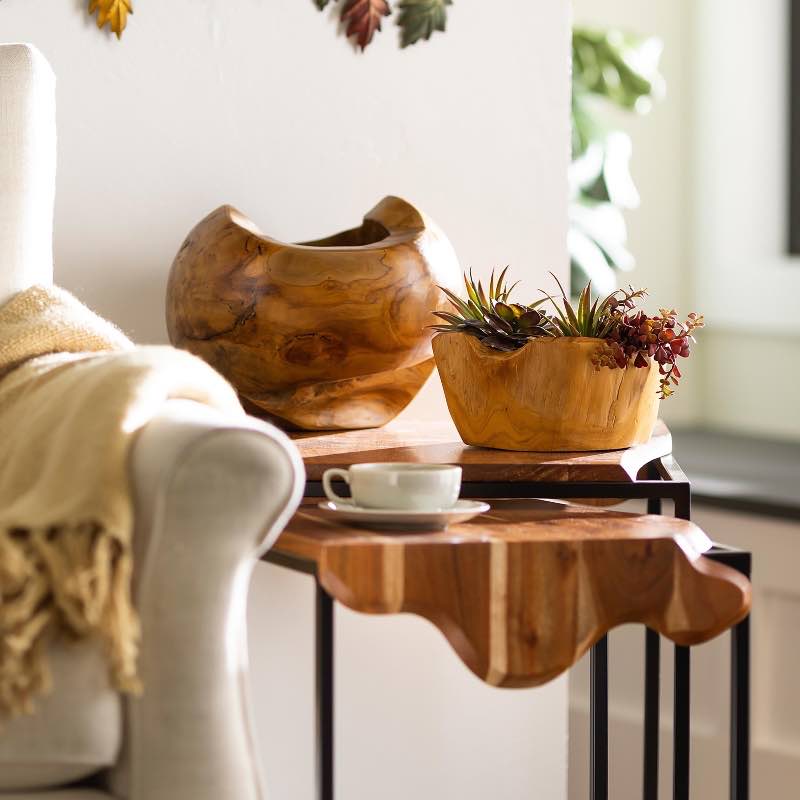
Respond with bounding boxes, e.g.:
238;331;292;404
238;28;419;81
540;272;648;338
431;269;650;352
431;268;556;352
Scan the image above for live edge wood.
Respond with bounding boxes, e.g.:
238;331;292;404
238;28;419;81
272;499;751;688
292;419;673;484
166;196;460;431
433;333;661;451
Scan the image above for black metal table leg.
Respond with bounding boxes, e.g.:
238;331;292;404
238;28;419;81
661;465;693;800
643;470;663;800
643;628;661;800
591;636;609;800
673;646;691;800
705;548;751;800
730;615;750;800
674;489;691;522
706;548;751;800
316;582;334;800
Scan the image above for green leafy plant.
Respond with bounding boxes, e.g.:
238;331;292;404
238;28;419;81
432;269;703;399
571;28;665;292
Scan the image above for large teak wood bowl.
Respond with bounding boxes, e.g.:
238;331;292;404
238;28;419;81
433;333;660;451
166;196;460;430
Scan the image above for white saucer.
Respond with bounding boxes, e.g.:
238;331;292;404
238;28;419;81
318;499;490;532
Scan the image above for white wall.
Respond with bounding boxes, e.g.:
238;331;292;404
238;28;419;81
0;1;570;797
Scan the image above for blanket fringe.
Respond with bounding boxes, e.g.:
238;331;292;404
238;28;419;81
0;524;140;718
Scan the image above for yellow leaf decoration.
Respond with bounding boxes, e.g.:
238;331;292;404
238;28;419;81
88;0;133;39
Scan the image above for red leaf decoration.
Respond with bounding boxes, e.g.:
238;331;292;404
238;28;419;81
341;0;391;50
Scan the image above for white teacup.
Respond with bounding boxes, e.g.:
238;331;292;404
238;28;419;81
322;463;462;511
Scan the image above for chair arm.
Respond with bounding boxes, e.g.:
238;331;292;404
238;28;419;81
107;400;304;800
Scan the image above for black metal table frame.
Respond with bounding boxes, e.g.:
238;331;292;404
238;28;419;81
264;454;751;800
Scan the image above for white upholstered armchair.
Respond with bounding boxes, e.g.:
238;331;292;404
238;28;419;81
0;44;304;799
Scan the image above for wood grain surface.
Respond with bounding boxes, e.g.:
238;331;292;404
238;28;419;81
272;499;751;688
433;333;661;451
166;196;460;430
292;419;673;483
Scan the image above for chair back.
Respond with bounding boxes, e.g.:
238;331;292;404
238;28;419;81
0;43;56;306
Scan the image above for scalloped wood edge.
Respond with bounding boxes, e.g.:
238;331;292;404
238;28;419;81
277;501;751;688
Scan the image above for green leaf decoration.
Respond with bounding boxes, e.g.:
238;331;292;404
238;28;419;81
397;0;452;48
315;0;333;8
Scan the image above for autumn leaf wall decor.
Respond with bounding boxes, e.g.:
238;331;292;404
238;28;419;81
396;0;452;48
317;0;453;51
340;0;391;50
88;0;133;39
43;0;450;47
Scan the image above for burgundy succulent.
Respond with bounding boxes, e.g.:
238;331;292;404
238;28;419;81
593;309;704;398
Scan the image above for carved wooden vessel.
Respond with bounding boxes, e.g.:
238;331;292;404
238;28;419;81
166;197;459;430
273;499;751;688
433;333;660;451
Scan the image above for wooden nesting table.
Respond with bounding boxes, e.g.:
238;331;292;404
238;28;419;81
293;419;689;512
263;420;753;800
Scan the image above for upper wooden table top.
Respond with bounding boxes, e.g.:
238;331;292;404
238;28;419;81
292;420;673;483
269;499;751;688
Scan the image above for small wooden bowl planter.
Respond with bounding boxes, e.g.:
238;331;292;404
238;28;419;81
166;196;460;430
432;333;660;452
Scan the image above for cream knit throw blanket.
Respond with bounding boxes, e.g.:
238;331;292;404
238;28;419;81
0;285;244;717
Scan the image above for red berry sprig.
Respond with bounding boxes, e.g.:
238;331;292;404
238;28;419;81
593;309;704;398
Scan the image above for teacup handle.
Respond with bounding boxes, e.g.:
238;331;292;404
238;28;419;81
322;468;351;503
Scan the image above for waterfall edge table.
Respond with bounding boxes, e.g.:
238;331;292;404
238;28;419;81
262;420;753;800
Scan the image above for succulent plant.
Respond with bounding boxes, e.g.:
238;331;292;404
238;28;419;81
593;308;704;399
431;268;703;399
430;267;556;352
542;272;648;338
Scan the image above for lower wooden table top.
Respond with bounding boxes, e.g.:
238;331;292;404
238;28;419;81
269;499;751;688
291;420;673;483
